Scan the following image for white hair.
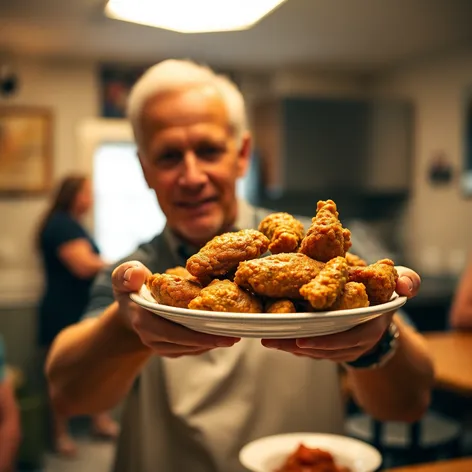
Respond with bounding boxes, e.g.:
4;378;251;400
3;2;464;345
127;59;248;149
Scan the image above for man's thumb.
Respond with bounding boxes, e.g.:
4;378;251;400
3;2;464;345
112;260;152;293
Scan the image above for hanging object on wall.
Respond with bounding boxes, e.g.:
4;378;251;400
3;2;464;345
99;63;240;119
427;151;454;185
0;107;53;195
0;64;19;98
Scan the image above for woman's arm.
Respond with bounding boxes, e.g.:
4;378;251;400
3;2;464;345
58;239;106;279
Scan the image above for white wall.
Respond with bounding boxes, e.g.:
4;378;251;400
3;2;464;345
371;52;472;274
0;57;98;304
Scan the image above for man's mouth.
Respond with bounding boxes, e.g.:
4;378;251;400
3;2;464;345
176;197;218;209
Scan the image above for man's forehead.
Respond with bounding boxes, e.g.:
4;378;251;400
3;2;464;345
141;85;229;130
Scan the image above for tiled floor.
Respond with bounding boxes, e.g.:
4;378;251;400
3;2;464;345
43;438;115;472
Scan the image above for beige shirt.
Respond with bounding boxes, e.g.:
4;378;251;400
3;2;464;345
90;201;345;472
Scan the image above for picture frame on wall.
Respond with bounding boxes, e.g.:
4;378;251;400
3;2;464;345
0;107;53;195
99;63;241;119
100;65;146;118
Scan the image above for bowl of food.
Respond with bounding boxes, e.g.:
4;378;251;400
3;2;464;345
130;199;407;338
239;433;382;472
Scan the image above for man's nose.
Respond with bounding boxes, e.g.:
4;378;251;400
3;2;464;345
178;152;208;187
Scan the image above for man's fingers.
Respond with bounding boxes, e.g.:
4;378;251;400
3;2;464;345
145;342;217;356
112;261;152;293
132;309;240;348
395;266;421;298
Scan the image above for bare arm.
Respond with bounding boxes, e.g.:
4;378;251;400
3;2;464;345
449;258;472;329
262;266;434;423
46;261;239;416
46;302;152;415
346;315;434;422
0;379;21;472
58;238;106;279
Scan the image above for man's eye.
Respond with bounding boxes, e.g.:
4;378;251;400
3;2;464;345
158;151;182;162
197;146;223;159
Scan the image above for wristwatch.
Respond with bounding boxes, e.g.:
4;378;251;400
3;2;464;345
343;321;400;370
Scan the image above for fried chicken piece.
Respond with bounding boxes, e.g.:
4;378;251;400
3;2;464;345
186;229;269;278
299;256;349;310
330;282;369;310
258;212;305;254
165;266;191;278
146;273;202;308
166;266;213;286
299;200;352;263
265;299;297;314
165;266;197;279
345;252;367;267
348;258;398;304
234;253;325;299
188;279;262;313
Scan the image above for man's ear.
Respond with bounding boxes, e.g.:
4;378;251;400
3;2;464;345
236;132;252;178
137;151;152;189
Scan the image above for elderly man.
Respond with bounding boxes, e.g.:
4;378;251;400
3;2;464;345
46;60;434;472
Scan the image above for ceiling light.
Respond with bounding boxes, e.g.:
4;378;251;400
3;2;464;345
105;0;288;33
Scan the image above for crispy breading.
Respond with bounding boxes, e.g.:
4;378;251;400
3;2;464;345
330;282;369;310
265;299;297;314
234;253;325;299
299;256;349;310
186;229;269;278
345;252;367;267
348;258;398;304
299;200;351;262
146;273;202;308
258;212;305;254
188;279;262;313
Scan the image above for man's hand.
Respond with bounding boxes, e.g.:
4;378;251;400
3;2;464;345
261;266;421;361
112;261;240;358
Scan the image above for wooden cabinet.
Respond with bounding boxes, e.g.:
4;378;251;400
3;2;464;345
252;97;413;196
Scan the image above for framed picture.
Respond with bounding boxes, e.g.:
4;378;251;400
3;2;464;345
99;63;241;118
0;107;53;195
100;65;147;118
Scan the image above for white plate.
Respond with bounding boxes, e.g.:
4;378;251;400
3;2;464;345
130;285;407;339
239;432;382;472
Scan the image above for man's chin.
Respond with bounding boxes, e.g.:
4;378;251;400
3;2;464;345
177;221;225;246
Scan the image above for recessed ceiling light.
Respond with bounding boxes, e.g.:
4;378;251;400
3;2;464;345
105;0;288;33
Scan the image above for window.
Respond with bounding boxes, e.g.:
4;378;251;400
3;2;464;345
93;142;166;262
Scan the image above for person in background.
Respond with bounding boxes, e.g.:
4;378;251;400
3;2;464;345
36;174;119;457
449;256;472;329
0;335;21;472
45;60;434;472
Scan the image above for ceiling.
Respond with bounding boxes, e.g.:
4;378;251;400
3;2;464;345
1;0;472;71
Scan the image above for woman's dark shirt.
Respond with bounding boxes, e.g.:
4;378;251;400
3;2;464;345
38;212;100;346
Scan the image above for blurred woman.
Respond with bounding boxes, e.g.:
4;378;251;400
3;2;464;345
36;174;118;457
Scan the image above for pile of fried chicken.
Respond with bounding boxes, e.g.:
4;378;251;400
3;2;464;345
146;200;398;314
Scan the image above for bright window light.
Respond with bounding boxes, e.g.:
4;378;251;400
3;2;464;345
105;0;288;33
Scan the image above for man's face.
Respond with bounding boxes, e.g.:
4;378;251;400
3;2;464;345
138;85;251;246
